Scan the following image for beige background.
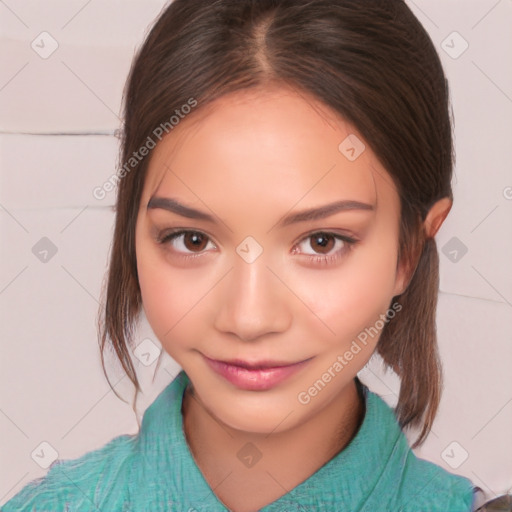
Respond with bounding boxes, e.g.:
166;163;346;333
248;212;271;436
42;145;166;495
1;0;511;505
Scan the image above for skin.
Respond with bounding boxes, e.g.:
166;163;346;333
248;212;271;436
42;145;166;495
134;85;451;512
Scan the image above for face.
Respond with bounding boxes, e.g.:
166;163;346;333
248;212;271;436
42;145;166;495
135;86;407;434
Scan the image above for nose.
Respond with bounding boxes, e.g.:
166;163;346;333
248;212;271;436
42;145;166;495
213;257;292;342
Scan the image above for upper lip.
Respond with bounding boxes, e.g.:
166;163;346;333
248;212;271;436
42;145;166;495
203;355;312;370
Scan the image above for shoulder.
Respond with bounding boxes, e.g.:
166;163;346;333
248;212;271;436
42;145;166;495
396;448;477;512
1;433;137;512
362;387;477;512
1;374;189;512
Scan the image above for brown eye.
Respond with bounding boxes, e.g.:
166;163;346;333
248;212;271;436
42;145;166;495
158;230;216;255
293;231;358;265
182;232;208;252
309;233;335;254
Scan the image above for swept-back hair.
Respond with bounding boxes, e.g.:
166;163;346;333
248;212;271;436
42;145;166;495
99;0;454;448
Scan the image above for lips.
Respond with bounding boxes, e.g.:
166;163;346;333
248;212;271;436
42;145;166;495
216;358;299;370
203;355;312;391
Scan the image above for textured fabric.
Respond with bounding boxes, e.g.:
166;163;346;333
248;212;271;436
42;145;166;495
2;371;478;512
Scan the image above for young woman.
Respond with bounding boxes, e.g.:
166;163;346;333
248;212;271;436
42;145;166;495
2;0;488;510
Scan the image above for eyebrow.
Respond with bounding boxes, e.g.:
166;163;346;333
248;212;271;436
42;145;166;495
147;196;214;221
276;199;374;227
147;196;375;227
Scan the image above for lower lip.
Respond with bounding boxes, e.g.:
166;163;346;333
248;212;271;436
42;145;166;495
204;356;311;391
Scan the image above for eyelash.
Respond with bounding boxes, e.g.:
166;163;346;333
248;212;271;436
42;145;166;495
293;232;358;265
156;229;358;265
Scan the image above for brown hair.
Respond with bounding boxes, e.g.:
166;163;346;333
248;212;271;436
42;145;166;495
98;0;454;448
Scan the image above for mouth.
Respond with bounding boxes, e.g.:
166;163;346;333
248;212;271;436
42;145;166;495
203;355;313;391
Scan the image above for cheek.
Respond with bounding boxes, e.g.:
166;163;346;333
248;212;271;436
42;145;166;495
288;237;399;342
136;243;217;356
136;244;188;343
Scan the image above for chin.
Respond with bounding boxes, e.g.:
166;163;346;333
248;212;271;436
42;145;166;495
216;404;297;435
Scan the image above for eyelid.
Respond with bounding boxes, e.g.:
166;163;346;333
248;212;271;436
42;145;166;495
290;230;359;264
155;228;218;258
156;227;217;245
293;228;359;247
156;228;357;246
156;228;359;265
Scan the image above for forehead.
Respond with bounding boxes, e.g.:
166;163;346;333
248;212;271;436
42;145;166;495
141;86;398;217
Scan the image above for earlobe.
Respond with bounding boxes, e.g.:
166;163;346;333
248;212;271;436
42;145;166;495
423;197;452;239
392;197;452;297
393;257;409;297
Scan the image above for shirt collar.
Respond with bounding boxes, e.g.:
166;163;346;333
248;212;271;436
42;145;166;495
138;370;404;511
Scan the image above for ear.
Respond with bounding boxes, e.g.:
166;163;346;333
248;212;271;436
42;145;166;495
392;197;452;297
393;252;410;298
423;197;452;238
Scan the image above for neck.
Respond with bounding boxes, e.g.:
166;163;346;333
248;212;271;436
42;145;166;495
181;378;365;510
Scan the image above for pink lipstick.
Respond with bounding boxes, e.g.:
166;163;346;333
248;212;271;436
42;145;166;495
203;355;312;391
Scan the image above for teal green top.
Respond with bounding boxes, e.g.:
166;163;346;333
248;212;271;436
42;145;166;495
2;371;478;512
